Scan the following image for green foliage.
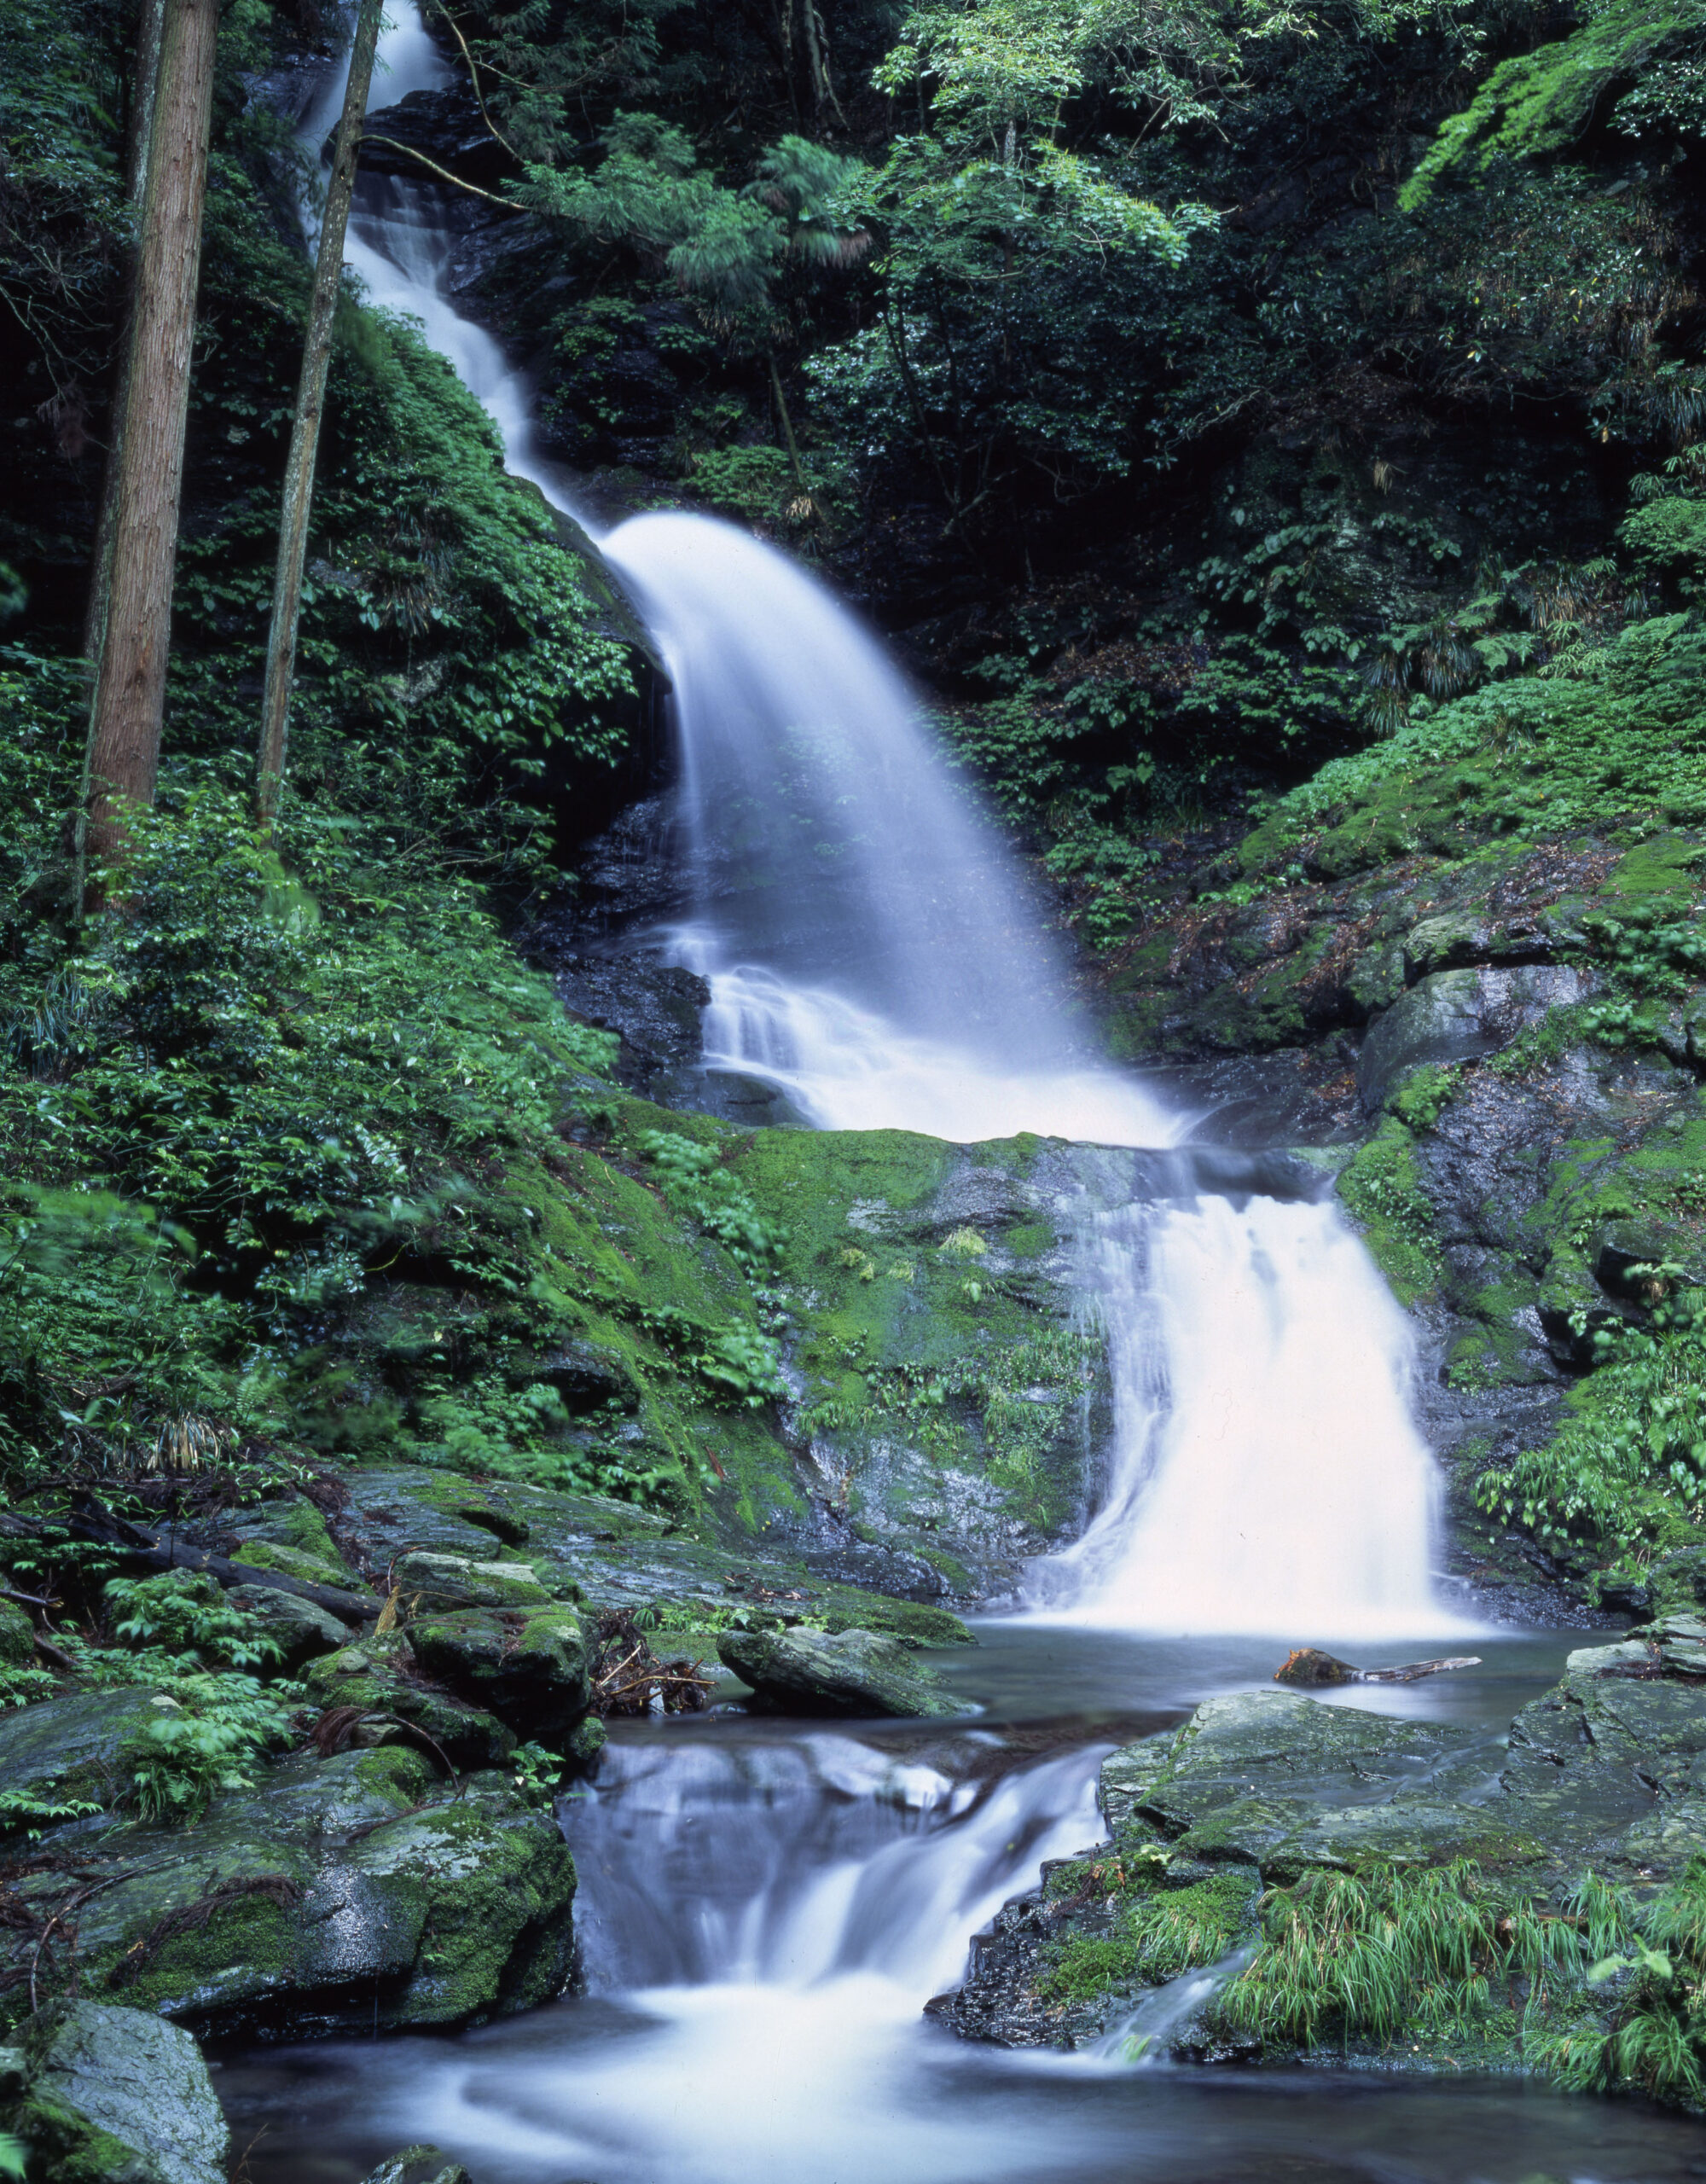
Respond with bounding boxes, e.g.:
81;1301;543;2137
1477;1300;1706;1548
639;1131;787;1273
1401;0;1706;206
1534;1858;1706;2106
118;1672;296;1827
1215;1861;1580;2049
105;1571;281;1673
508;1740;569;1807
0;1785;102;1843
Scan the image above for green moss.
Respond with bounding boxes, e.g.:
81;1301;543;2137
1336;1118;1444;1303
1400;0;1706;208
1042;1868;1260;2003
1391;1064;1463;1133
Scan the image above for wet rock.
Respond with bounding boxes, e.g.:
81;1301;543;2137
406;1604;591;1736
351;88;511;191
531;1336;636;1413
226;1582;347;1666
1273;1647;1359;1685
0;1686;169;1816
392;1552;552;1614
1357;965;1593;1111
0;1745;576;2040
550;950;710;1100
10;2001;228;2184
0;1599;32;1666
717;1625;960;1718
359;2150;473;2184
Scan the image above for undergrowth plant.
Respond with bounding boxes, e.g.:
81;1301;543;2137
1213;1861;1580;2050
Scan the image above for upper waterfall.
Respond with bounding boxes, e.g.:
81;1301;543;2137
600;512;1178;1143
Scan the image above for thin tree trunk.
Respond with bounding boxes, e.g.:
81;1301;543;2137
768;351;807;497
257;0;383;829
800;3;844;125
75;0;165;915
83;0;218;885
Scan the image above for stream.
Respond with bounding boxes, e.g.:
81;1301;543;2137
230;23;1706;2180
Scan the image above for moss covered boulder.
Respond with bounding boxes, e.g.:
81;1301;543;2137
0;1745;575;2041
8;2001;228;2184
392;1552;553;1613
405;1603;590;1735
717;1625;960;1718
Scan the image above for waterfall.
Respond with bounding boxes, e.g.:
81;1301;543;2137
1030;1192;1460;1638
287;3;1464;1641
600;512;1179;1143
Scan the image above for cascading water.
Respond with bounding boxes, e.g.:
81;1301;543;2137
1030;1191;1456;1637
223;35;1703;2181
292;0;1459;1635
598;513;1179;1144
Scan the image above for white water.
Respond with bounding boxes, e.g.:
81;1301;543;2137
1031;1194;1463;1638
361;1734;1126;2184
292;2;1461;1643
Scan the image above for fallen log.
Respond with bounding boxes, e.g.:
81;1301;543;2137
1358;1654;1483;1684
1275;1647;1481;1687
3;1502;381;1626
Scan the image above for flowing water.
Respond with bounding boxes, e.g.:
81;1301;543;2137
227;23;1698;2178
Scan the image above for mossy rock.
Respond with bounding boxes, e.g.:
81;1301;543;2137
717;1625;960;1718
11;2001;228;2184
0;1748;576;2039
406;1603;589;1736
392;1552;553;1614
0;1687;168;1828
0;1600;32;1669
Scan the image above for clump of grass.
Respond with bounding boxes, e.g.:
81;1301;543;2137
1534;1858;1706;2107
1213;1860;1579;2048
1042;1869;1258;2001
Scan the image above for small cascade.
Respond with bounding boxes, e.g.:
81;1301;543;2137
568;1731;1105;1999
1032;1191;1461;1638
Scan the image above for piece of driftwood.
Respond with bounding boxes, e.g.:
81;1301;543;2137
1275;1647;1482;1687
1358;1654;1483;1683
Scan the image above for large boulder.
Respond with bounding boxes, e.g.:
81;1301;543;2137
392;1553;552;1614
0;1745;576;2041
717;1625;960;1718
406;1605;589;1737
226;1581;347;1667
303;1641;519;1768
9;2001;228;2184
1356;964;1590;1112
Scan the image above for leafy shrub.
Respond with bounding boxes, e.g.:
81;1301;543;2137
638;1130;786;1272
106;1571;282;1672
118;1672;295;1827
1477;1300;1706;1548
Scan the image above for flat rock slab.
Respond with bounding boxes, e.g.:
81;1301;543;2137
338;1467;972;1643
12;2001;228;2184
718;1625;960;1717
1117;1689;1494;1839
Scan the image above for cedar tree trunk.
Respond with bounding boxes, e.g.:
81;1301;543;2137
257;0;384;828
